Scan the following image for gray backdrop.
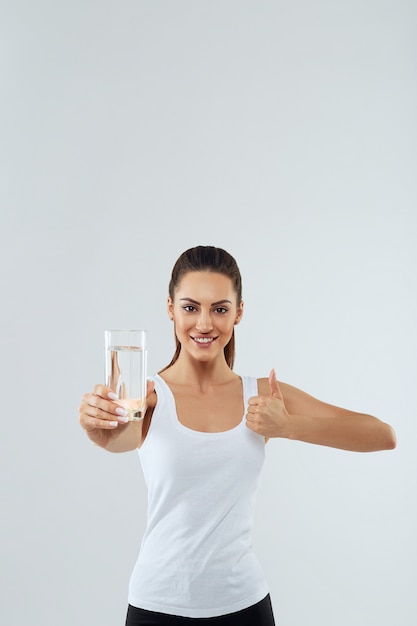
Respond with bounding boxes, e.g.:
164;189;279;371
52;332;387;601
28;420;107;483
1;1;416;625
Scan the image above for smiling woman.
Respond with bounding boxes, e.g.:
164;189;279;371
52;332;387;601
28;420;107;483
162;246;244;372
166;271;243;364
78;245;396;626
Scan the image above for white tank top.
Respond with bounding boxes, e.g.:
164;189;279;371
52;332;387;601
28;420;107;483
128;374;269;618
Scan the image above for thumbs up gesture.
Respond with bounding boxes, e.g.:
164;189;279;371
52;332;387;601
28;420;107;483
246;369;290;439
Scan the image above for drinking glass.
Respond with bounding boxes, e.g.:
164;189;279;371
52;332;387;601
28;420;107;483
104;329;148;421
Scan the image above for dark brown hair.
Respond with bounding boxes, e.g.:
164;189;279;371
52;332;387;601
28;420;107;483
161;246;242;371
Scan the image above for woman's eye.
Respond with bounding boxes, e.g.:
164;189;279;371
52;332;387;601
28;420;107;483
214;307;228;314
183;305;197;312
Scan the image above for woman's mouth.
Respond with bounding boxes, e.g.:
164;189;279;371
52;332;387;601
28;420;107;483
191;336;217;345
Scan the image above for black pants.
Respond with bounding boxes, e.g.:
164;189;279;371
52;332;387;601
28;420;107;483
125;595;275;625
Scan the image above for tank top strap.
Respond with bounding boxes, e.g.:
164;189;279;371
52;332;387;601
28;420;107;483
152;374;174;420
241;376;259;409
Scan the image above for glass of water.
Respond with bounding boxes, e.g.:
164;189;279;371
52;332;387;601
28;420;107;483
105;329;148;421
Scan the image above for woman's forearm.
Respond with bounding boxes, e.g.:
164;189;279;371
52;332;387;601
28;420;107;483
287;413;397;452
103;422;142;452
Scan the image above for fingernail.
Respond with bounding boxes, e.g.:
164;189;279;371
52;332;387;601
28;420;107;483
118;416;129;423
109;421;118;427
108;392;118;400
115;407;128;417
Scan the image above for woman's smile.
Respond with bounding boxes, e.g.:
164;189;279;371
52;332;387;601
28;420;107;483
191;335;218;347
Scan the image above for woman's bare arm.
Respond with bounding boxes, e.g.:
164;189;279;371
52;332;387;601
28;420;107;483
247;372;396;452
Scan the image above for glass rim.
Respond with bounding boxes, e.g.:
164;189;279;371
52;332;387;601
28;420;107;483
104;329;147;349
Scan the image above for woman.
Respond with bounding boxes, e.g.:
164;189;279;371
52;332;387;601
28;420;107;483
79;245;396;626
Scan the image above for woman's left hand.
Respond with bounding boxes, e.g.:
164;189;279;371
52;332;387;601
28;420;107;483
246;369;290;439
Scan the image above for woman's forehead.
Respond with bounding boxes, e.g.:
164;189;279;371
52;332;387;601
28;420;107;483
175;271;236;299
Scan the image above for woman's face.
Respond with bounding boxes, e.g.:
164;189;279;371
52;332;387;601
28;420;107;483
168;271;244;363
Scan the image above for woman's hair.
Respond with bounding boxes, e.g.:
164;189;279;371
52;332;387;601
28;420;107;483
161;245;242;371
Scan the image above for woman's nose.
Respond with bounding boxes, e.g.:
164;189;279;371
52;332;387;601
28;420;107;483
196;311;213;332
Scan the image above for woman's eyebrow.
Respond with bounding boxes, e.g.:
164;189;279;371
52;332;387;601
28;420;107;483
179;298;232;306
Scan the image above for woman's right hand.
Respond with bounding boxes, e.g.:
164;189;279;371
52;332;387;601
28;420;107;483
78;380;156;449
78;385;130;448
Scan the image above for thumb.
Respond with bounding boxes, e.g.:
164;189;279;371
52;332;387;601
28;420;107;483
269;368;283;399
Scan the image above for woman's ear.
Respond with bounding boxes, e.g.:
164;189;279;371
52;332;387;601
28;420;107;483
167;296;174;321
234;300;244;325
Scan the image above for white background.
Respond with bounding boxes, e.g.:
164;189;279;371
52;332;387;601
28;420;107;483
1;1;416;625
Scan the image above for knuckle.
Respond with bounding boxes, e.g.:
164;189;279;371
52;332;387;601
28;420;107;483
80;416;91;431
92;406;102;418
89;394;102;409
90;395;100;408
